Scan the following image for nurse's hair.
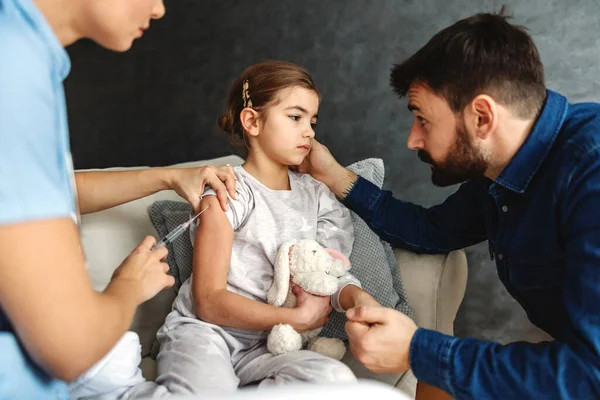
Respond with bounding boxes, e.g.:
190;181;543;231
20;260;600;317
218;60;319;155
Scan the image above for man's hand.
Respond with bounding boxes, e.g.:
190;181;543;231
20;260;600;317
296;139;358;199
345;305;417;374
292;285;333;332
296;139;339;182
168;165;237;213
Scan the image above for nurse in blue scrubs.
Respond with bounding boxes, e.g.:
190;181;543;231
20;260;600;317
0;1;236;397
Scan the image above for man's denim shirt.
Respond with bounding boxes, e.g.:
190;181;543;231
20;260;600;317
344;90;600;399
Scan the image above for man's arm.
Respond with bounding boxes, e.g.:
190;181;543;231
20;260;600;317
348;304;600;399
342;175;488;254
348;151;600;399
304;140;488;254
411;149;600;398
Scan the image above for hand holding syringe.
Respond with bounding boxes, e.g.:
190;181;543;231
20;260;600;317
151;205;210;251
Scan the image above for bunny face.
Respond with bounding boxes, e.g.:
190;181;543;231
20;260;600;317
288;240;347;297
289;240;344;276
267;239;350;306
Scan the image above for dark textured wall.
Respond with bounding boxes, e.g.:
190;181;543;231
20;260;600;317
65;0;600;342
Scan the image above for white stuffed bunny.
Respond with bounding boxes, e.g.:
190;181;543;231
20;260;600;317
266;239;350;360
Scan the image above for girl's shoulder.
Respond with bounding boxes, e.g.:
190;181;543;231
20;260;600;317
290;169;327;189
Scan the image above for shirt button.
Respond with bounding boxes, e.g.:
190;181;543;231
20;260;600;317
497;253;504;260
502;205;508;212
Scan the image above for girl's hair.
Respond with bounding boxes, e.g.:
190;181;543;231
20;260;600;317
218;60;319;155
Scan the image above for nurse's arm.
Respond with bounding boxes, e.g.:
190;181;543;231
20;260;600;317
0;218;167;382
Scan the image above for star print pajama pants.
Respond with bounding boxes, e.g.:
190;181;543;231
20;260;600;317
116;306;356;399
72;282;357;400
128;309;356;398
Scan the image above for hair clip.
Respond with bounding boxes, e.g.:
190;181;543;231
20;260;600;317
242;79;253;108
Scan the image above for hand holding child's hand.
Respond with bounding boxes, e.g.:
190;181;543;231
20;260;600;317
292;285;333;332
345;306;417;374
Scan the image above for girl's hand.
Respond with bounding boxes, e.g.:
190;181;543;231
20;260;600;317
168;165;237;212
291;285;333;332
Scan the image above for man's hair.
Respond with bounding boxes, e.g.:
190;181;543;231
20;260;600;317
390;11;546;119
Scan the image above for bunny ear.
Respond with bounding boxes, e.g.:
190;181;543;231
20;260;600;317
325;248;351;270
267;241;295;306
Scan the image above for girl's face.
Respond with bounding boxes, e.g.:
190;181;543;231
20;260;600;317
253;87;319;167
79;0;166;51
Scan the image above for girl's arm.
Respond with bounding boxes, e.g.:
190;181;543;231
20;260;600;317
191;195;331;332
315;181;371;311
338;284;381;311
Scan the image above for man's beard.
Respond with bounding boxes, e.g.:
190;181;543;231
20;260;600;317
418;121;487;187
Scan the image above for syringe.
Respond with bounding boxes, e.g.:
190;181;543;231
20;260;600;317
151;205;210;251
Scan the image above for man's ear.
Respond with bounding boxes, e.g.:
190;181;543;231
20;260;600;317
240;108;260;137
469;94;498;140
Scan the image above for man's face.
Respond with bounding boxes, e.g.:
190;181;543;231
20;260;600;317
406;83;487;187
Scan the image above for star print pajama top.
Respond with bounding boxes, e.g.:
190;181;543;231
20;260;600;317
136;166;362;394
186;165;360;313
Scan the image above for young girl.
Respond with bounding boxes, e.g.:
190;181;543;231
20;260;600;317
82;60;382;399
149;60;383;394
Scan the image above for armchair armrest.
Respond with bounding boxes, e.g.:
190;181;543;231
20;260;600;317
394;248;468;335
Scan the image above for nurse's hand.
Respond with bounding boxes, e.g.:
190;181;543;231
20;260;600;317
110;236;174;304
168;165;237;213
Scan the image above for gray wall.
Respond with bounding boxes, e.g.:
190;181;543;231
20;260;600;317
65;0;600;342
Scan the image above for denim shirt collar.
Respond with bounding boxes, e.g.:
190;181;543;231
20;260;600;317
495;89;569;193
13;0;71;80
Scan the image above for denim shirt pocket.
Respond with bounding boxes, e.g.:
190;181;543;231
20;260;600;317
508;259;563;290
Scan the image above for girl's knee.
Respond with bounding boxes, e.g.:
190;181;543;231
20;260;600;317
328;362;357;383
295;356;357;384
